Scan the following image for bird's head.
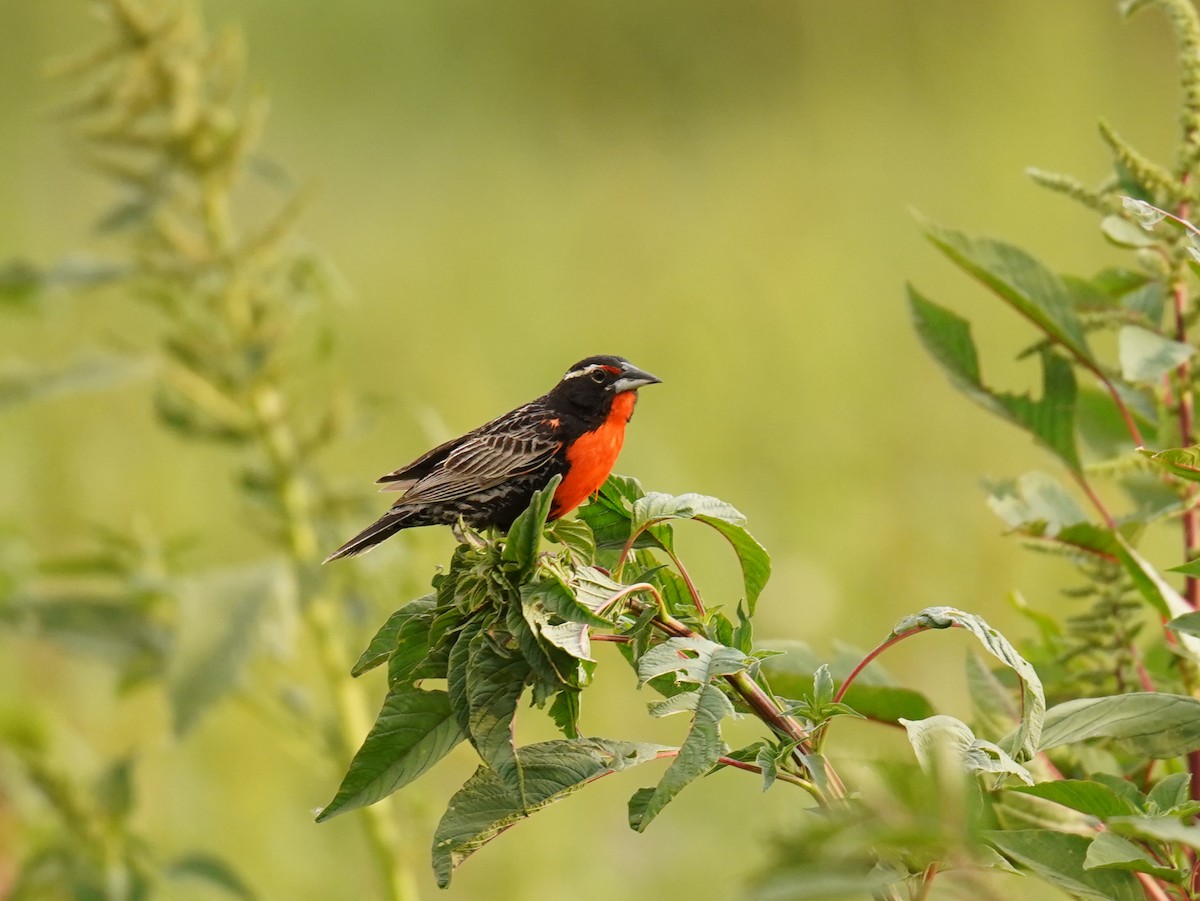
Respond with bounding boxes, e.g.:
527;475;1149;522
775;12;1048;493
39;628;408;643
550;355;662;414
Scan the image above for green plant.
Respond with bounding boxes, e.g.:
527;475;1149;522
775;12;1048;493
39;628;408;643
327;2;1200;899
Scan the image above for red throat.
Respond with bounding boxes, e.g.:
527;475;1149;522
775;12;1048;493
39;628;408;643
551;392;637;518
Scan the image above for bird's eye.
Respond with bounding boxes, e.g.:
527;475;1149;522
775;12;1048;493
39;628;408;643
590;369;607;384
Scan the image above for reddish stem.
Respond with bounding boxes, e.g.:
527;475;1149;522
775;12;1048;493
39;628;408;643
833;627;927;705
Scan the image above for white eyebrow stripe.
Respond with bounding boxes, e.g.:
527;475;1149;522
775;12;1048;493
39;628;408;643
562;363;611;380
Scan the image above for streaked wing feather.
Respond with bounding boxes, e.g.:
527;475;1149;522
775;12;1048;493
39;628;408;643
390;405;560;506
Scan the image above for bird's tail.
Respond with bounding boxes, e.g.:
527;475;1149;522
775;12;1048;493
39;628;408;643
323;510;411;563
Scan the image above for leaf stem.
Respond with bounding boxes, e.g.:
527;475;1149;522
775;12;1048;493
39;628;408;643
833;627;927;705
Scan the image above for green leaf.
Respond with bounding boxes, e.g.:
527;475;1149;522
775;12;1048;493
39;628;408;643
985;471;1087;533
986;830;1143;901
1112;535;1200;660
917;216;1093;363
1118;325;1194;382
1083;832;1178;880
1165;610;1200;638
1141;445;1200;483
502;475;561;575
759;642;935;725
631;636;751;831
629;493;771;613
1109;815;1200;850
891;606;1044;762
168;563;282;735
317;687;466;821
432;738;667;887
1147;772;1192;812
544;516;596;563
1101;215;1158;248
909;287;1081;472
352;594;435;677
1035;693;1200;758
899;715;1032;785
576;474;649;552
464;626;532;798
1007;779;1139;818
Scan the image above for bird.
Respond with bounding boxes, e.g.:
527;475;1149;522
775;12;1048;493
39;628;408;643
323;355;661;562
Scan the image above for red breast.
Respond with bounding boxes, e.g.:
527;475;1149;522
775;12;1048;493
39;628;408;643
550;391;638;518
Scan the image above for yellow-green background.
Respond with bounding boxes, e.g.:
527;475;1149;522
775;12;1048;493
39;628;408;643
0;2;1181;899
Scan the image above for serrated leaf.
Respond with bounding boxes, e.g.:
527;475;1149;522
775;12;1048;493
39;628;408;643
352;594;436;677
917;216;1094;362
1083;832;1178;880
629;683;733;832
1118;325;1194;382
891;606;1044;761
317;687;466;822
909;287;1081;472
986;830;1143;901
638;635;752;685
432;738;667;886
463;627;532;799
501;475;561;575
631;635;749;831
1007;779;1139;818
1035;693;1200;758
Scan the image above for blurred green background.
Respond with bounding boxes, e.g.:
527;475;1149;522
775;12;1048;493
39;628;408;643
0;2;1182;899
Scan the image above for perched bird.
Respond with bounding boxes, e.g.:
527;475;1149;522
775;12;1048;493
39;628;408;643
323;355;661;562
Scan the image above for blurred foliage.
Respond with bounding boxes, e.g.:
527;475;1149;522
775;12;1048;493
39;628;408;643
7;0;1200;900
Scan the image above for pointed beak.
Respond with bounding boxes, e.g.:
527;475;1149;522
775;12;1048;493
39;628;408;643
610;364;662;393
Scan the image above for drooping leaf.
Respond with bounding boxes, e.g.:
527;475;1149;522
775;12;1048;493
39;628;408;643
630;636;752;831
1007;779;1140;819
1035;693;1200;758
463;627;532;798
352;594;436;677
917;217;1094;363
317;687;466;822
909;287;1081;472
1118;325;1194;382
986;830;1143;901
432;738;667;887
629;493;771;613
890;606;1044;761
